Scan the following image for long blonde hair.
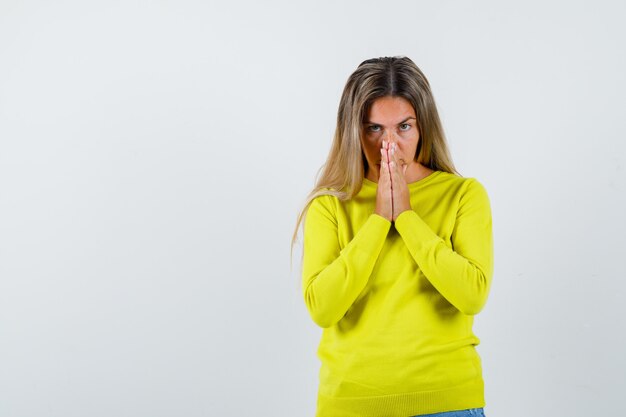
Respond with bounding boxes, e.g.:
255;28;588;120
291;56;459;259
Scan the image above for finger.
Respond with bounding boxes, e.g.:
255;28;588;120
389;161;397;185
379;149;389;179
383;140;391;163
390;142;399;164
378;164;389;187
380;148;388;166
389;145;399;173
381;161;394;205
390;156;404;185
393;143;403;168
390;142;408;175
385;149;394;186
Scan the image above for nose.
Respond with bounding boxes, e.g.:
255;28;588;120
384;131;399;147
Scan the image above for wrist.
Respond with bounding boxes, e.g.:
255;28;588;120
374;210;392;222
393;208;412;222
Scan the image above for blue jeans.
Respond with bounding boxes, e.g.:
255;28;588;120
410;408;485;417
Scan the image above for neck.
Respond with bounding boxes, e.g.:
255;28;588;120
404;161;432;183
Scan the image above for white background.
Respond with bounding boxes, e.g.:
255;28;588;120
1;1;625;416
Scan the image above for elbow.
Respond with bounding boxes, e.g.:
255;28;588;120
311;312;336;329
457;270;491;316
458;298;487;316
305;301;337;329
303;286;338;329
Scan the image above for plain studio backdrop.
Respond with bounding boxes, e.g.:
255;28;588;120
1;0;625;416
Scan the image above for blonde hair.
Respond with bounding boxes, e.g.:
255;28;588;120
291;56;460;260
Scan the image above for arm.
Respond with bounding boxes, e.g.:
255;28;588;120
302;195;391;328
394;178;494;315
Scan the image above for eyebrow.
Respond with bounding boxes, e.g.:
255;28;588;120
364;117;417;125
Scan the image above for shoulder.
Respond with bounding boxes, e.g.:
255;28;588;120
462;176;490;201
307;191;340;224
310;189;340;207
455;176;492;216
432;172;492;216
436;171;489;195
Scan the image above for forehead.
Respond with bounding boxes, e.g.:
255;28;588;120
366;96;415;122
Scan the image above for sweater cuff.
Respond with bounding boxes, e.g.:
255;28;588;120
338;213;391;265
371;213;392;228
360;213;392;245
394;210;441;251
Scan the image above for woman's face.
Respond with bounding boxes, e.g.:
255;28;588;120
360;96;420;182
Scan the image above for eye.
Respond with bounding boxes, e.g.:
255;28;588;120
367;125;381;133
399;123;411;131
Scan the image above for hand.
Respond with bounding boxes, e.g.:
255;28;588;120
374;140;393;221
389;142;411;221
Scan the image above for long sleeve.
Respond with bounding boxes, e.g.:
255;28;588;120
394;178;494;315
302;195;391;328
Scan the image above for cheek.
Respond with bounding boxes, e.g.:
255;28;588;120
398;138;419;158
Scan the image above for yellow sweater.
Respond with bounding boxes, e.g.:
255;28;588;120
302;170;494;417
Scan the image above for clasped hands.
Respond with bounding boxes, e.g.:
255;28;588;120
375;139;411;222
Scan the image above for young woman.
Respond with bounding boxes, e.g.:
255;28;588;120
292;56;493;417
